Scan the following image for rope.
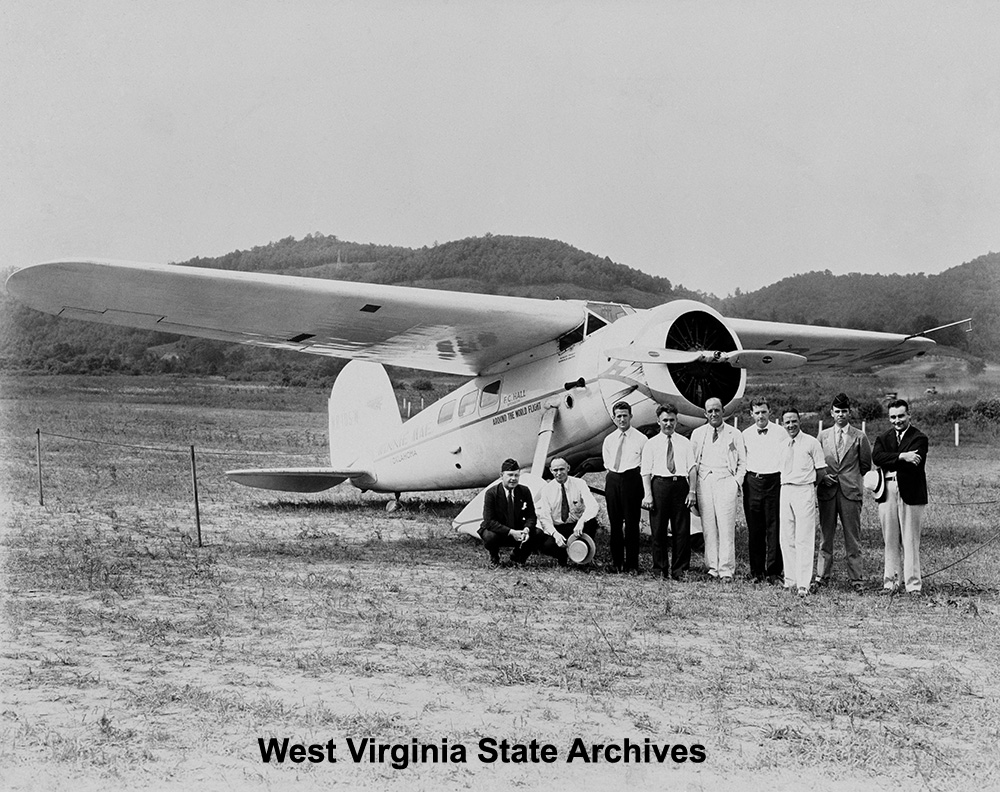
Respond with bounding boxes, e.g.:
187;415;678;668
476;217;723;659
38;430;317;458
924;528;1000;580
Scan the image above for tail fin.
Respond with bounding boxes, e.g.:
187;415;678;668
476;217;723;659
328;360;402;469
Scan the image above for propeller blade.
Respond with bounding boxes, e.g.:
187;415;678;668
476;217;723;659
604;347;703;364
726;350;807;370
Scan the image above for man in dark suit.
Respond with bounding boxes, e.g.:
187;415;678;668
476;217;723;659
872;399;929;594
816;393;872;590
479;458;537;567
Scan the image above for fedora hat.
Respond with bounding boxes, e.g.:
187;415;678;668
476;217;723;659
863;468;885;500
566;533;596;566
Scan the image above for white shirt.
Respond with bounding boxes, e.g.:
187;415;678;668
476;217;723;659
742;421;789;474
602;426;646;473
538;476;599;534
641;432;696;477
780;432;826;486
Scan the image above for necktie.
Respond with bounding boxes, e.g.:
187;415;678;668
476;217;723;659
560;482;570;522
758;428;768;435
613;432;626;470
712;426;719;443
897;432;904;446
665;436;675;474
784;437;795;476
837;429;845;460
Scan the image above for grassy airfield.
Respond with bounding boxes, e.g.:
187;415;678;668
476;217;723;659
1;373;999;791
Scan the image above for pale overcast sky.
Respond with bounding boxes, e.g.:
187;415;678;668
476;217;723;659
2;1;999;296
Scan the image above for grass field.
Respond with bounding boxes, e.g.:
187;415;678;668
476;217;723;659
1;374;999;791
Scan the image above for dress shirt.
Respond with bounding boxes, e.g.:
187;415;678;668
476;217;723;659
537;476;599;534
602;427;647;472
742;421;789;473
699;427;731;472
780;433;826;486
641;432;696;477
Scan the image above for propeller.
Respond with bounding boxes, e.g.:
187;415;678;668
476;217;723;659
606;347;806;370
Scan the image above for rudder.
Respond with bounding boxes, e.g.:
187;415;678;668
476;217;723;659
328;361;402;469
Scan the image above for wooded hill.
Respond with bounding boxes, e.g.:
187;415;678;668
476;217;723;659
1;234;996;384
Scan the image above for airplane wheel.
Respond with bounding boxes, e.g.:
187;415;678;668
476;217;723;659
385;499;400;513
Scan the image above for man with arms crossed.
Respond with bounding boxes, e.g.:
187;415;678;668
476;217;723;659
872;399;928;594
690;397;746;580
479;458;537;567
641;404;698;580
816;393;872;590
779;410;827;597
741;397;788;583
536;457;600;566
602;401;647;573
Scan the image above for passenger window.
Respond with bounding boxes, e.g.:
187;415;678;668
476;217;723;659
437;400;456;424
458;391;478;418
479;380;501;413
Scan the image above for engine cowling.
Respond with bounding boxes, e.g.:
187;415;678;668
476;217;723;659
599;300;746;422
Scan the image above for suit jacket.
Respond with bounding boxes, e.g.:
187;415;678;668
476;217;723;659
479;482;537;537
691;422;746;486
872;425;928;505
817;424;872;502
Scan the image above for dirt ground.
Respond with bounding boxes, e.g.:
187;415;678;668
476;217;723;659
2;375;999;791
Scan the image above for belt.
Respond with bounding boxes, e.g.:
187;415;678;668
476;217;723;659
652;475;685;481
748;471;780;479
608;467;640;475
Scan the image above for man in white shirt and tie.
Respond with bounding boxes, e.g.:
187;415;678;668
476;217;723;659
601;401;647;573
779;409;827;596
742;397;788;583
690;397;746;580
816;392;872;590
536;457;601;566
641;404;698;579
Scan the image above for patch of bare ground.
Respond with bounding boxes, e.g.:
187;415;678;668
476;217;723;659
2;374;999;791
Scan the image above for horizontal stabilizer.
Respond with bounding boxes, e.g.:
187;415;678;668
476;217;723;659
226;467;372;493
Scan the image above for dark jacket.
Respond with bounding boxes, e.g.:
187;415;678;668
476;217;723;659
479;482;537;537
872;426;928;505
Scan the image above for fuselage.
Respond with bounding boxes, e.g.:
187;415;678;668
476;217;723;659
357;300;746;492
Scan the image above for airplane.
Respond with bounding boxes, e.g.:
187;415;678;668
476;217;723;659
5;258;937;535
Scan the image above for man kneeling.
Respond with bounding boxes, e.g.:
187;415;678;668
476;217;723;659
536;458;600;566
479;458;537;566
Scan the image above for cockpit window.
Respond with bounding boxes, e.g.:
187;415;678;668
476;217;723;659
479;380;501;413
586;301;633;325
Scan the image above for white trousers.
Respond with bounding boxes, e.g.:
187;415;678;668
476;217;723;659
780;484;818;590
879;480;924;592
698;474;738;578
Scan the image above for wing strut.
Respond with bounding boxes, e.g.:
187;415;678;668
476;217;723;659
530;402;561;475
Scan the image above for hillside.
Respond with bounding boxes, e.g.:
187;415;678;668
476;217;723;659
2;235;996;383
720;252;1000;357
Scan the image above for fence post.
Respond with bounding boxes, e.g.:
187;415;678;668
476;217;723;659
190;445;203;547
36;428;43;506
861;420;866;436
955;422;960;447
818;420;824;435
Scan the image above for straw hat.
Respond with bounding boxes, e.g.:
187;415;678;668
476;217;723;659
566;534;596;565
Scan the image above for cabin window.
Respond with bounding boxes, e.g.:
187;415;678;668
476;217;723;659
479;380;501;414
458;390;478;418
437;400;456;424
558;324;585;352
585;313;607;335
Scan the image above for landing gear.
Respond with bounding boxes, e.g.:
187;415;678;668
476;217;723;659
385;493;402;512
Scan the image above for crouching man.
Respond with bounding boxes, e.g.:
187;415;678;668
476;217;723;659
535;457;600;566
479;458;537;567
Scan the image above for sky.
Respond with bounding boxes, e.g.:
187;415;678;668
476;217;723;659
2;0;999;297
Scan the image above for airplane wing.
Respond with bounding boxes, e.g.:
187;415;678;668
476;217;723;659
4;260;586;376
725;317;936;369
